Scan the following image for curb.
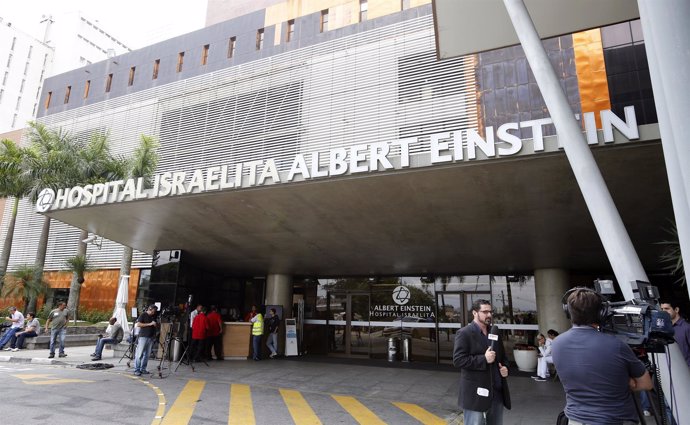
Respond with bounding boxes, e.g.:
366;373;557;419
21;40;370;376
0;355;72;365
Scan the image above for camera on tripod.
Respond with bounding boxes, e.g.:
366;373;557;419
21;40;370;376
159;305;181;322
594;279;675;353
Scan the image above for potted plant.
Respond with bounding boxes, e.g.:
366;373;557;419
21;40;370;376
512;343;538;372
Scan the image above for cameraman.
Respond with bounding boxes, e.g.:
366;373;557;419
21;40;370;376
553;288;652;425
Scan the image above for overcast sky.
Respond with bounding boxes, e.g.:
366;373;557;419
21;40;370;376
1;1;207;49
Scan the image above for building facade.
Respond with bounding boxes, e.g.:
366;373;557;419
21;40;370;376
1;1;678;363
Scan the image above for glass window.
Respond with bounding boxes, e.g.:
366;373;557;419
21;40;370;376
286;20;295;42
152;59;160;79
227;37;236;58
320;10;329;33
256;29;264;50
601;21;632;48
176;52;184;72
359;0;368;22
201;44;209;65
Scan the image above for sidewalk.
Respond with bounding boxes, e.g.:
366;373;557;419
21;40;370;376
0;345;568;424
0;344;131;368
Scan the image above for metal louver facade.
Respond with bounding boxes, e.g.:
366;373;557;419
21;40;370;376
2;13;478;272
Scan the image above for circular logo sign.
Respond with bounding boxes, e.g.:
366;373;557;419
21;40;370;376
392;285;411;305
36;188;55;213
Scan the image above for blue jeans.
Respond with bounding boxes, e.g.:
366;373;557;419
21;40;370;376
134;336;153;373
93;337;118;357
463;397;504;425
266;333;278;355
252;335;262;360
49;328;66;354
640;391;677;425
12;330;37;349
0;327;19;348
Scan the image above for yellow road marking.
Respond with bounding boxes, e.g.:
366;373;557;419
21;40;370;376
160;379;205;425
392;402;446;425
332;395;386;425
124;374;167;425
25;378;95;385
12;374;55;379
12;373;94;385
229;383;255;425
280;388;322;425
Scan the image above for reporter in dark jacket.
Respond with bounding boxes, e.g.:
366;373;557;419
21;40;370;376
453;299;511;425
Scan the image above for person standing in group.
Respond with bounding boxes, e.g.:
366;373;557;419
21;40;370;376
133;305;158;376
265;308;280;359
206;305;223;360
45;302;69;358
7;312;40;351
190;306;208;361
453;299;510;425
0;306;25;350
250;308;264;361
244;305;258;322
553;288;652;425
660;301;690;368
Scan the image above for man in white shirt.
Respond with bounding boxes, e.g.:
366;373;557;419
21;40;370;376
0;307;25;350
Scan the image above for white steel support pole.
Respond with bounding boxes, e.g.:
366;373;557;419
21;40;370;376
637;0;690;300
502;0;647;301
638;2;690;422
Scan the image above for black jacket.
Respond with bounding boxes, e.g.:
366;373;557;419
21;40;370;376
453;322;511;412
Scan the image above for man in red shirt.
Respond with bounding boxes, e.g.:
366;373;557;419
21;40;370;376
206;305;223;360
190;306;208;361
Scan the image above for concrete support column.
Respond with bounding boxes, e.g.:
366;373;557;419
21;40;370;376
265;273;293;355
534;268;571;335
265;274;293;316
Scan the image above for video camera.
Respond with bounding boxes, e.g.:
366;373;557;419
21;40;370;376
595;279;675;353
159;305;182;322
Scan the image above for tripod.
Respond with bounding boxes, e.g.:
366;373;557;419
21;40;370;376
154;321;179;378
119;334;137;368
633;349;675;425
173;338;209;372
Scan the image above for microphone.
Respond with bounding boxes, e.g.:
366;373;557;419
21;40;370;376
488;325;499;350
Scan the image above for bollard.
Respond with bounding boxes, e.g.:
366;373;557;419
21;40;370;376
387;337;399;362
401;337;412;362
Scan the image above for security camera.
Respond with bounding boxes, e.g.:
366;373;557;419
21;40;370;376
82;235;96;244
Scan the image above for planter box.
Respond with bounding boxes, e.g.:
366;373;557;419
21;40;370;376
513;349;538;372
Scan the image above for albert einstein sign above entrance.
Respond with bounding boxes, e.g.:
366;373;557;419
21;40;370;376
36;106;640;213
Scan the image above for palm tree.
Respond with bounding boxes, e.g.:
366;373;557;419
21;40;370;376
22;122;83;314
0;140;33;292
116;135;159;315
658;220;686;286
1;264;49;313
65;131;128;317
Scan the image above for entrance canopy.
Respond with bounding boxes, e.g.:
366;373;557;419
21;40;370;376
43;129;672;278
433;0;639;59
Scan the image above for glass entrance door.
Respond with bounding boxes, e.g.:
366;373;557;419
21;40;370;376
435;291;492;363
327;291;370;357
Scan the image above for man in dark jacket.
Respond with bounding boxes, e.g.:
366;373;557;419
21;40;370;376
453;299;510;425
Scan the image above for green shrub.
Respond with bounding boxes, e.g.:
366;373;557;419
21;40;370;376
78;309;112;324
37;304;53;321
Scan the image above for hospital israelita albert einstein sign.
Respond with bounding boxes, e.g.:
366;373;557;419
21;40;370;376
36;106;640;213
